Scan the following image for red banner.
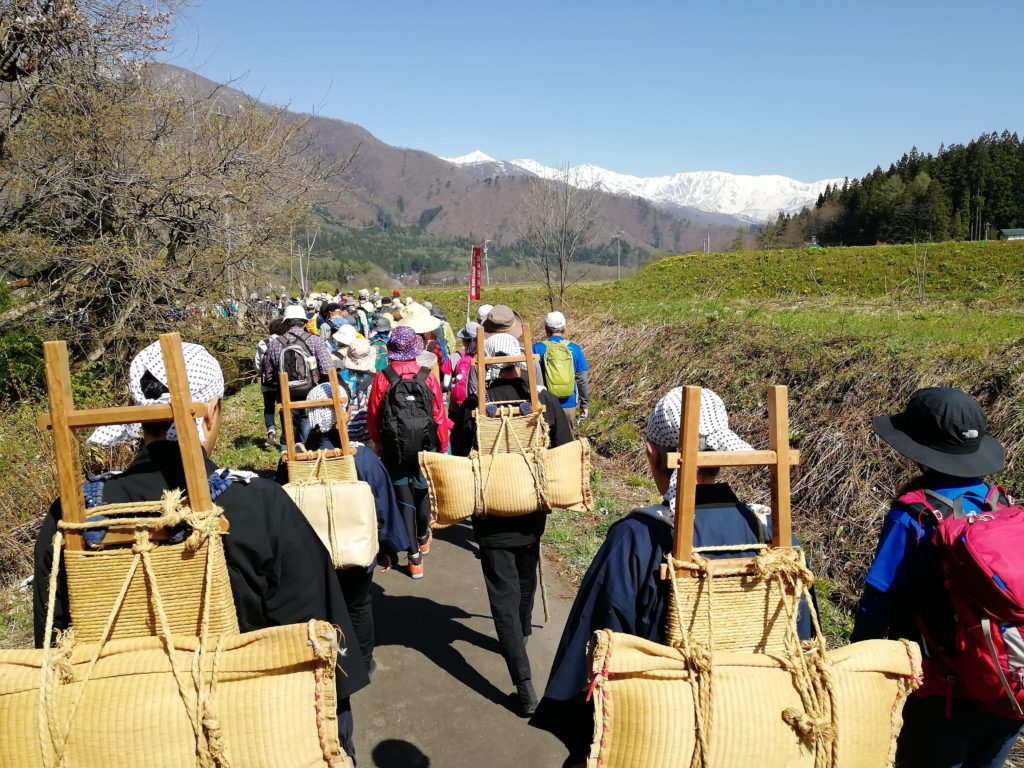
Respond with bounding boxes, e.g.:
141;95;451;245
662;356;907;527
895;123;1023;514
469;246;482;301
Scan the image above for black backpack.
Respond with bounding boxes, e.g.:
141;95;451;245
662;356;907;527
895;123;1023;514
278;332;320;399
379;366;438;471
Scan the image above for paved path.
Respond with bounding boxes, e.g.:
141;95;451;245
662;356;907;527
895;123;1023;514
352;521;576;768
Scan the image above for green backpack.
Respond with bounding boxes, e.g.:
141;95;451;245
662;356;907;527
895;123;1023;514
542;340;576;399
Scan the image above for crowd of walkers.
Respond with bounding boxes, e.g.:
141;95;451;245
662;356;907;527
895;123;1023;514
31;283;1024;768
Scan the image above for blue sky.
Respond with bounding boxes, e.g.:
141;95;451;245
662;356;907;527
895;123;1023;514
168;0;1023;181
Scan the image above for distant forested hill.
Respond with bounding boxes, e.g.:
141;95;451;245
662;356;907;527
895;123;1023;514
760;131;1024;247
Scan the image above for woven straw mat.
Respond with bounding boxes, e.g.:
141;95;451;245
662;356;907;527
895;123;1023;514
587;631;921;768
0;621;344;768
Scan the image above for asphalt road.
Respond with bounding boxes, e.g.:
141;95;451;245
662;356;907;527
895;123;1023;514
351;521;575;768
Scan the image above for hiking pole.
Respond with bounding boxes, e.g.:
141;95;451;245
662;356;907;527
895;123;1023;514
538;545;550;623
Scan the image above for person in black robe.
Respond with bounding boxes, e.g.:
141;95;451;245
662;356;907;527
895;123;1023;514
448;331;574;717
529;386;812;766
33;341;369;763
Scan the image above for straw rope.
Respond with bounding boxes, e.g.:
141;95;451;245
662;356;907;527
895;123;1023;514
666;547;841;768
37;491;234;768
291;463;342;566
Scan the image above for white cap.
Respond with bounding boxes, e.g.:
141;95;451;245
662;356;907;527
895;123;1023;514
477;304;494;324
283;305;306;321
333;324;357;347
405;296;414;306
545;311;566;330
361;301;375;314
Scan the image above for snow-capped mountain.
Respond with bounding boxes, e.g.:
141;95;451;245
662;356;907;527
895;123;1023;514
443;151;844;223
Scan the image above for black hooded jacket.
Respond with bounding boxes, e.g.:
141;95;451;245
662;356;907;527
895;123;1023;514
33;441;370;700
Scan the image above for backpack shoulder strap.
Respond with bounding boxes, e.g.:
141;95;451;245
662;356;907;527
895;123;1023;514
383;366;400;386
415;366;431;385
356;374;374;395
985;484;1012;511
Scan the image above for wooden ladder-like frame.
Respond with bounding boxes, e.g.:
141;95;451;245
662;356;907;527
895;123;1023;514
473;322;544;415
37;332;218;552
278;366;355;463
660;384;801;579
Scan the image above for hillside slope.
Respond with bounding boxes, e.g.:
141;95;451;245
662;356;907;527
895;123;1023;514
151;64;748;255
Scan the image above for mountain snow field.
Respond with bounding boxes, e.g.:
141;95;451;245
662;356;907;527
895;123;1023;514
443;151;845;223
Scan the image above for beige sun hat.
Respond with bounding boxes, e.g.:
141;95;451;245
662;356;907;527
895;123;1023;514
343;338;376;372
398;310;442;335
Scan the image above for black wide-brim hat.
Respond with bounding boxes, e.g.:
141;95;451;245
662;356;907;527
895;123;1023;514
872;387;1005;478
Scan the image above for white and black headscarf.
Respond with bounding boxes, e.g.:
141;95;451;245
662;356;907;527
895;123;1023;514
483;333;527;382
306;381;349;434
645;387;753;520
87;341;225;447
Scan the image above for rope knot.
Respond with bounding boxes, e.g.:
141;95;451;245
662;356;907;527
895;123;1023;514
132;530;155;553
782;707;834;744
753;547;814;591
52;628;76;684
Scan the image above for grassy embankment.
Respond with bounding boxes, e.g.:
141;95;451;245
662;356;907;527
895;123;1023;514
423;240;1024;640
3;240;1023;647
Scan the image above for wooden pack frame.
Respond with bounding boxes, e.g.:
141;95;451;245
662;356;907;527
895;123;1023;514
37;332;221;552
660;384;801;579
473;322;544;415
278;366;355;463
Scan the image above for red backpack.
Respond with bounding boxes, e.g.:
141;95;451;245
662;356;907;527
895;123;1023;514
451;352;474;406
900;485;1024;718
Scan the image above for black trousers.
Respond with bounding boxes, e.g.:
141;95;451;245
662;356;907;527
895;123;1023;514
337;567;374;672
479;542;540;685
393;481;430;556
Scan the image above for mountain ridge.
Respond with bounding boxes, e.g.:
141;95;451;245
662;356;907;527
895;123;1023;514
444;150;844;223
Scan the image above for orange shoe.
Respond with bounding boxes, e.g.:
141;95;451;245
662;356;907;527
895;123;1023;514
407;556;424;579
418;529;433;556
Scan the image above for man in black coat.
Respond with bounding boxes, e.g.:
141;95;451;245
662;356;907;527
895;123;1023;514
449;331;574;717
33;340;369;764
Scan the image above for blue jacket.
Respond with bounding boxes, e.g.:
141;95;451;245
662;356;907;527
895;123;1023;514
531;483;812;759
851;473;989;644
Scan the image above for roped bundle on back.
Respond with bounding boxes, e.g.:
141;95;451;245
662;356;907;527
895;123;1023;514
898;485;1024;718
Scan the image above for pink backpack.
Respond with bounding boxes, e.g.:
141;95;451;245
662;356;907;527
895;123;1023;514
451;352;474;406
900;485;1024;718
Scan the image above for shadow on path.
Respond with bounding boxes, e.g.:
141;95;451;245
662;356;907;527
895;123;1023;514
434;521;479;557
372;582;507;706
371;739;430;768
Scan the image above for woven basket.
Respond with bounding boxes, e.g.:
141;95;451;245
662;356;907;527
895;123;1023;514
474;407;549;454
421;452;476;528
472;451;547;516
587;631;921;768
0;620;345;768
64;535;239;644
285;452;358;484
664;550;802;654
542;438;593;512
422;438;594;527
285;480;379;569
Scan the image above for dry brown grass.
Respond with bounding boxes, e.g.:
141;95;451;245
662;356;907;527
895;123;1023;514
575;312;1024;615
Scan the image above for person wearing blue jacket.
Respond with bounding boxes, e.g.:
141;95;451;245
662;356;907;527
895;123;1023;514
852;387;1020;768
530;387;812;765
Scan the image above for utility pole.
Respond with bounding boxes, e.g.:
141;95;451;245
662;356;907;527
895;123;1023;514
483;239;492;285
614;229;623;280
